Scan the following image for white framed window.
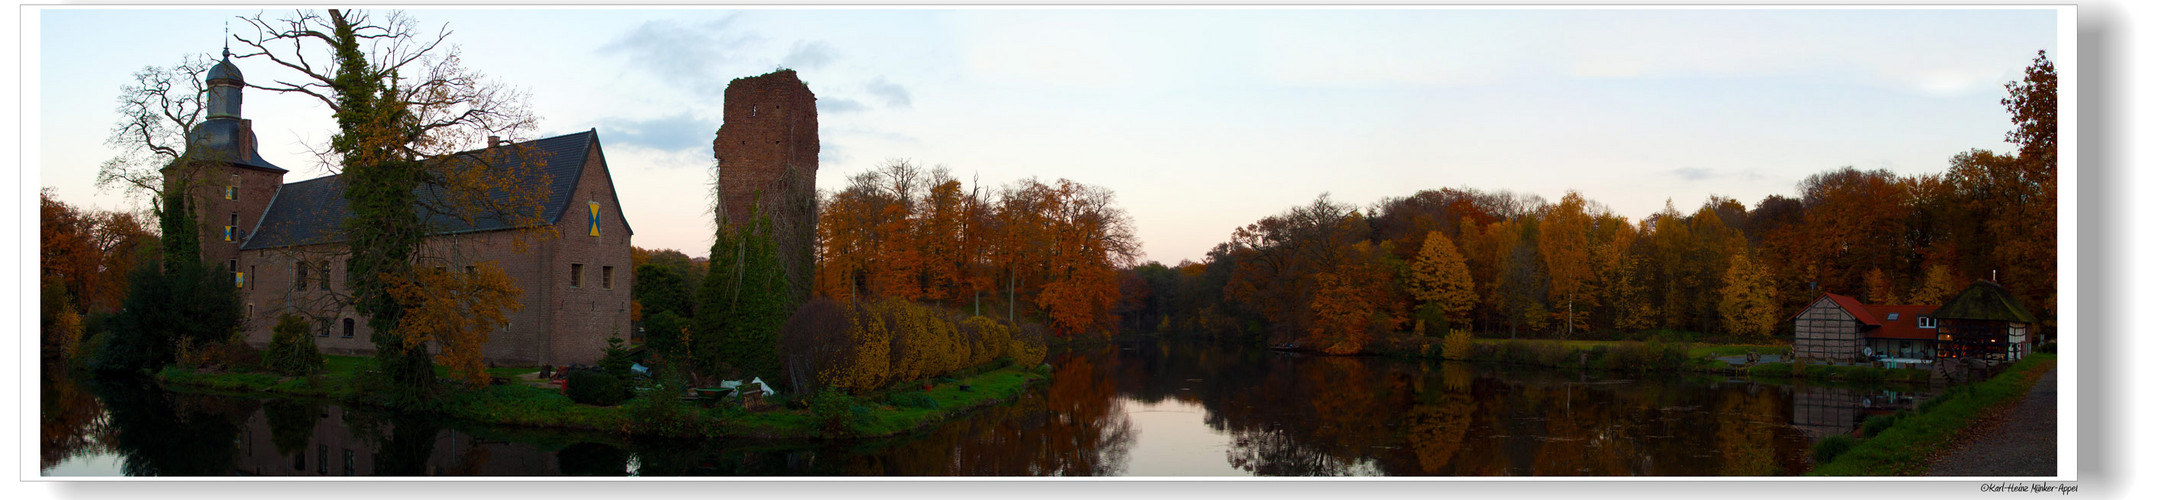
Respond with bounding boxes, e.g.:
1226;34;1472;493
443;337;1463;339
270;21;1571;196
1917;316;1936;328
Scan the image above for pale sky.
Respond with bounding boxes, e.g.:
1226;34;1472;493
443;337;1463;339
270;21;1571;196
31;7;2062;265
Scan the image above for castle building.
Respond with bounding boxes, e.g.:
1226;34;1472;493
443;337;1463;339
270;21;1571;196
711;69;818;302
173;52;632;366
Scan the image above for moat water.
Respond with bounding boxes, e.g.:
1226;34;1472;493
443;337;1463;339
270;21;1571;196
39;339;1929;476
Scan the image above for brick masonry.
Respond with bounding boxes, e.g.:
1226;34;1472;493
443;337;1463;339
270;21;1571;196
711;70;818;301
233;137;632;366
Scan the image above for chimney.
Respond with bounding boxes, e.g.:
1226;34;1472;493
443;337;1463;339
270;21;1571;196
488;136;503;148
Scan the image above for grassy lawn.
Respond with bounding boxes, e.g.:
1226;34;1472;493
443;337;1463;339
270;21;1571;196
1685;343;1788;359
157;355;1048;439
1806;353;2056;476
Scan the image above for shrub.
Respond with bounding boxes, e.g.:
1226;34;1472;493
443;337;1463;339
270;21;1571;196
810;389;868;436
183;338;261;373
263;314;326;376
624;369;703;436
1861;414;1898;438
1813;435;1859;464
566;371;630;407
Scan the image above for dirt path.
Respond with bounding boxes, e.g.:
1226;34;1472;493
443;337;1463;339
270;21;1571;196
1924;367;2059;476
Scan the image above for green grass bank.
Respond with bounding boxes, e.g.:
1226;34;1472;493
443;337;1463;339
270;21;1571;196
1805;353;2056;476
156;355;1050;440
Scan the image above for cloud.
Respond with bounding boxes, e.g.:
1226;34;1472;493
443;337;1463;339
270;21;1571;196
1672;167;1714;181
599;16;763;97
820;98;868;114
782;40;837;70
864;77;912;109
603;112;715;155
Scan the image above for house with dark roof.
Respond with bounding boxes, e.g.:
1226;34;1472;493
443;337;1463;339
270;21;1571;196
179;52;632;366
1932;280;2039;363
1790;293;1943;364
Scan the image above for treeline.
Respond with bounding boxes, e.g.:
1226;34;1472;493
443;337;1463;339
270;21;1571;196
39;189;158;358
815;160;1140;337
1114;52;2057;353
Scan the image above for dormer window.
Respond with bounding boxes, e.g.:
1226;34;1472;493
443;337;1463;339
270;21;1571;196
1918;316;1936;329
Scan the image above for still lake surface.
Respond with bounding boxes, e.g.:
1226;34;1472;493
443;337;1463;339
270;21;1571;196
40;339;1928;476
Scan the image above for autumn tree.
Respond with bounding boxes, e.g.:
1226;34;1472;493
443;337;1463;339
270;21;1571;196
1538;192;1594;338
1405;230;1475;333
1862;268;1898;305
384;263;522;387
1906;264;1960;306
1718;250;1778;338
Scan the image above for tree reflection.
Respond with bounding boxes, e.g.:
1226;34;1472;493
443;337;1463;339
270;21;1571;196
84;375;255;476
40;367;108;470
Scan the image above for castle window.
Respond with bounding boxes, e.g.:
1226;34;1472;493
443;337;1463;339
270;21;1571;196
226;185;238;200
343;318;354;338
250;265;256;289
318;445;328;475
296;262;309;291
318;318;332;338
226;213;238;241
752;105;758;117
602;266;615;290
231;259;242;288
571;263;584;288
319;262;332;291
247;303;255;319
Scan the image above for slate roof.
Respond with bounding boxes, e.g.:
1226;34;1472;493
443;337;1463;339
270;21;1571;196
242;130;602;250
182;119;289;173
1932;280;2039;323
1861;304;1941;340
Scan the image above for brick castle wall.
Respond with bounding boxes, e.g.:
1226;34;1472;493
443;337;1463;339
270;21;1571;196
237;138;632;366
711;70;818;301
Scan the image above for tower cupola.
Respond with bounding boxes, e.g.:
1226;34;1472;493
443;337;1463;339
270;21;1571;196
205;49;244;119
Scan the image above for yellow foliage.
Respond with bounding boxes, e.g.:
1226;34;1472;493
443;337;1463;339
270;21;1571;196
385;262;524;387
817;298;1041;394
1718;252;1779;339
1442;329;1475;361
1408;230;1476;325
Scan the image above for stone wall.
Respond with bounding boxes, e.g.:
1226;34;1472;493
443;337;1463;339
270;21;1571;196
711;69;818;302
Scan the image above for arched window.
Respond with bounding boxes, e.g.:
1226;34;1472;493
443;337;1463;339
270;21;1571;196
342;318;354;338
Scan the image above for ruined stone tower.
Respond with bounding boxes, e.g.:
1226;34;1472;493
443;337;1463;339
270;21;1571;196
712;70;819;302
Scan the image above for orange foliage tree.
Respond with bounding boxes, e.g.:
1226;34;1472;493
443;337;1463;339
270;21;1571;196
385;262;524;387
814;160;1136;338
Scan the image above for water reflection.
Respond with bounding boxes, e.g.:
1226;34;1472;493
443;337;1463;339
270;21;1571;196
42;338;1925;476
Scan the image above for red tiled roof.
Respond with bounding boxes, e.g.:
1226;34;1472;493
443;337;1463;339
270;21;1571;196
1799;293;1881;326
1863;304;1941;340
